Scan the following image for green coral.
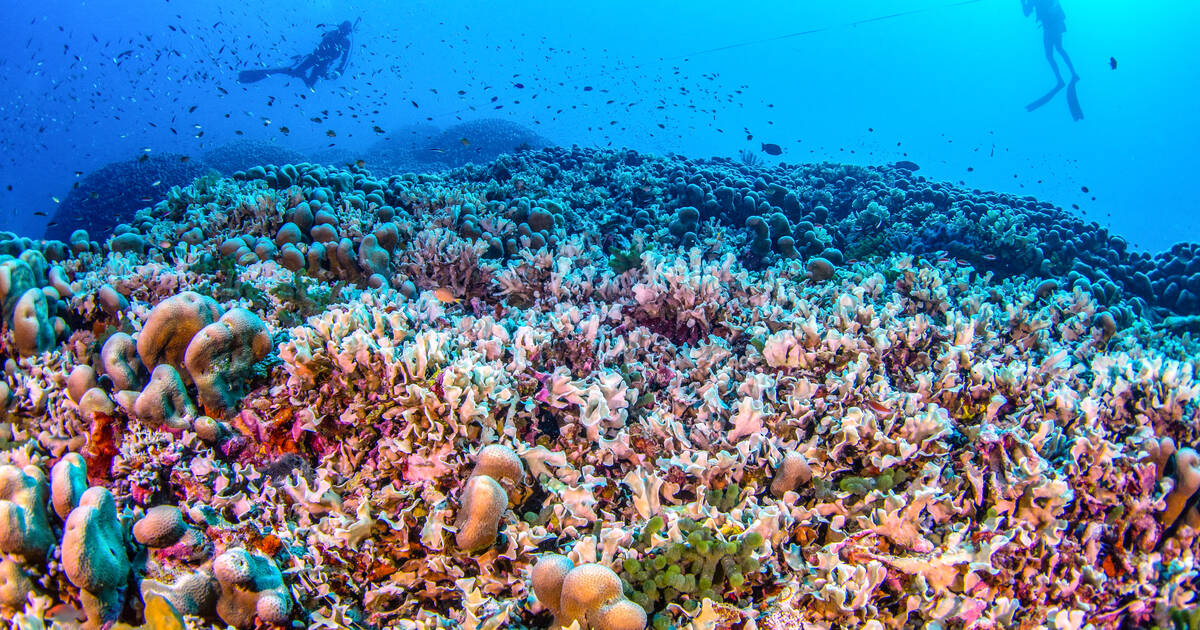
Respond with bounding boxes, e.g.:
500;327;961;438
619;515;764;625
269;269;346;328
609;240;652;274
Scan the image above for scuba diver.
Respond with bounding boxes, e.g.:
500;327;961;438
238;19;358;88
1022;0;1083;120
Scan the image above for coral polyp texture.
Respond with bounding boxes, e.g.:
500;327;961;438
0;146;1199;629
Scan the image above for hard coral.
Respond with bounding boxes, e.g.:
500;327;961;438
183;308;271;417
211;548;291;629
534;555;647;630
63;487;131;628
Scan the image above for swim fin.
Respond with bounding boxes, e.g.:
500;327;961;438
1025;83;1064;112
1066;77;1084;121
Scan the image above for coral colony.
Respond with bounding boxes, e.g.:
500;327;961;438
2;146;1200;630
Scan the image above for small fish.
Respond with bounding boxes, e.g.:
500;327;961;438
894;160;921;171
34;210;47;216
51;196;60;203
1109;56;1117;70
432;288;458;304
760;143;782;156
326;129;337;137
982;253;997;261
459;137;470;147
279;126;290;135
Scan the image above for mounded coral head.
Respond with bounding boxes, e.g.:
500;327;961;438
0;464;53;562
50;452;88;519
137;291;222;378
0;557;33;614
183;308;271;417
455;474;507;553
63;487;130;628
770;451;813;498
12;288;56;356
102;331;142;392
533;556;647;630
133;364;197;430
1162;447;1200;534
212;548;291;629
472;443;524;485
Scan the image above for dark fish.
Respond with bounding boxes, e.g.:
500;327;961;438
34;211;47;216
1109;57;1117;70
894;160;920;171
326;129;337;137
761;143;782;156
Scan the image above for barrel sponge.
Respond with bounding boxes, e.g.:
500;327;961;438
212;548;292;629
0;464;53;561
133;364;197;430
12;288;55;356
137;291;222;376
472;444;525;485
101;332;142;391
770;451;813;498
62;487;130;627
51;452;88;519
454;474;508;552
0;557;33;614
183;308;271;417
535;562;646;630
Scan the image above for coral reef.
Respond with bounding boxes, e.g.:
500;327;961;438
0;147;1198;630
44;153;213;243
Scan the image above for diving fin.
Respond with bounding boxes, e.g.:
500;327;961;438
1025;83;1064;112
1066;77;1084;121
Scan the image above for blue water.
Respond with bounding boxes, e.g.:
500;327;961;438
1;0;1196;251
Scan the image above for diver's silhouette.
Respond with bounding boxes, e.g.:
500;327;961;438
239;20;357;88
1022;0;1082;120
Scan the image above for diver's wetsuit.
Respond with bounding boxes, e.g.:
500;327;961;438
288;23;353;88
1023;0;1076;84
239;20;354;88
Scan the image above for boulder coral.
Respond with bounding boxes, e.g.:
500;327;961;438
533;555;647;630
211;548;292;629
136;291;222;378
102;332;142;392
62;487;130;628
133;364;197;430
182;308;271;417
0;464;53;562
11;288;55;356
455;444;524;553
